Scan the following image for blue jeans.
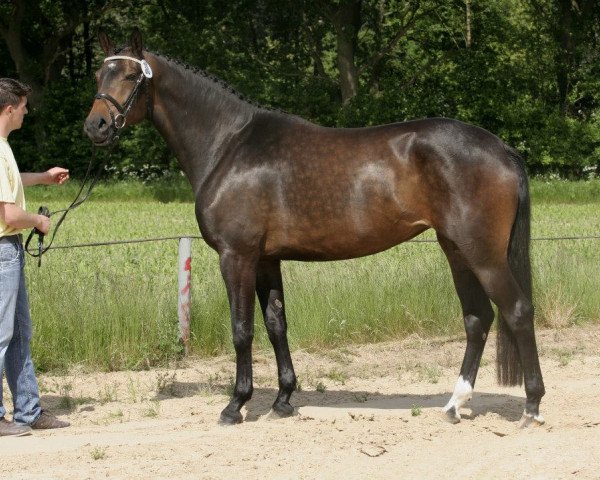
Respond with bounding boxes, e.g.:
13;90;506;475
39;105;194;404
0;235;42;425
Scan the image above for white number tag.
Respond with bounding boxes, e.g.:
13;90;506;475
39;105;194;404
141;60;153;78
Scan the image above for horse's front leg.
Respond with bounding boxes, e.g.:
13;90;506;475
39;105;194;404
256;259;297;417
218;250;258;425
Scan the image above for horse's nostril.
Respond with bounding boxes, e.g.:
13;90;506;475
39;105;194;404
84;115;110;142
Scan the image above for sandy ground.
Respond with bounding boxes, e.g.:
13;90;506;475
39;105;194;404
2;324;600;480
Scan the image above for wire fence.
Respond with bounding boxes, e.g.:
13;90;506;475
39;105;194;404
42;233;600;250
35;231;600;352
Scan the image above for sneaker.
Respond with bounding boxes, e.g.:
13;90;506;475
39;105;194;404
0;418;32;437
31;411;70;430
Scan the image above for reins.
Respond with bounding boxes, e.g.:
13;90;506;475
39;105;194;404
25;153;105;267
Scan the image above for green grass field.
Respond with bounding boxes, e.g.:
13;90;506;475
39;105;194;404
24;179;600;372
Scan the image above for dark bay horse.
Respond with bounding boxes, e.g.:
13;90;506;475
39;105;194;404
84;30;545;427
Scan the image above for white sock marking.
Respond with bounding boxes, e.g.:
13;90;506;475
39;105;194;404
443;376;473;418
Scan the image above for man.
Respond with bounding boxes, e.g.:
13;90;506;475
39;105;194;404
0;78;71;436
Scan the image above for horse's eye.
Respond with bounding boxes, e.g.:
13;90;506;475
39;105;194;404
125;74;137;81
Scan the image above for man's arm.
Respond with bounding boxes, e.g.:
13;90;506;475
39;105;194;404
21;167;69;187
0;202;49;234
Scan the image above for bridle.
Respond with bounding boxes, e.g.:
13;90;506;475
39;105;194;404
94;55;154;138
25;55;155;266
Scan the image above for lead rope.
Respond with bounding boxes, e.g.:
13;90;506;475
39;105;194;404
25;148;106;266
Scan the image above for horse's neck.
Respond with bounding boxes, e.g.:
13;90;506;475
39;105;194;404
149;57;256;191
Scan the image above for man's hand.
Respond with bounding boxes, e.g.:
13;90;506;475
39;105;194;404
46;167;69;185
35;214;50;235
0;202;50;233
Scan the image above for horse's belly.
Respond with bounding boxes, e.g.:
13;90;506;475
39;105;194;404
264;217;430;261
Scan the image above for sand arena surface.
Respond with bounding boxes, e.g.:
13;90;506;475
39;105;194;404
2;325;600;479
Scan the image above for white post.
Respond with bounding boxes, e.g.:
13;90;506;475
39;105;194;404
178;237;192;354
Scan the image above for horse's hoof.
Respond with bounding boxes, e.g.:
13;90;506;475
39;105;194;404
270;401;295;419
518;412;545;429
442;406;461;424
273;401;295;417
218;408;243;425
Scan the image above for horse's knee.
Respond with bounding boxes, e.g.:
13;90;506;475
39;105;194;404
232;326;253;352
464;311;493;342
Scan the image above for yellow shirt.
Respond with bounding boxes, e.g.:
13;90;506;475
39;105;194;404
0;136;26;237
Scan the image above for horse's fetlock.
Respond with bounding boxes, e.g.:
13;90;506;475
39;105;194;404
279;370;296;393
526;376;545;401
235;383;253;403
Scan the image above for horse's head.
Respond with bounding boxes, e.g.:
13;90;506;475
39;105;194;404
84;29;153;146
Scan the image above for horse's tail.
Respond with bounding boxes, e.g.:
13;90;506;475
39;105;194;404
496;145;531;386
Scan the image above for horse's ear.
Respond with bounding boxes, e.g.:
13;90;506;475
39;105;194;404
98;29;114;56
130;28;143;58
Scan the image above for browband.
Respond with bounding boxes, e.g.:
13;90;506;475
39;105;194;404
104;55;153;78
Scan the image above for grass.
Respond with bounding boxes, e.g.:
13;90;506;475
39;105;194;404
143;401;161;418
22;179;600;373
90;446;108;460
529;178;600;204
26;176;194;204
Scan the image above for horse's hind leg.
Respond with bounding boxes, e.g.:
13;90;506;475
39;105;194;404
473;264;545;427
455;242;545;427
256;259;297;417
438;235;495;423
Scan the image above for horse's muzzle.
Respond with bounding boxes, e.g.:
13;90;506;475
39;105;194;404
84;113;116;146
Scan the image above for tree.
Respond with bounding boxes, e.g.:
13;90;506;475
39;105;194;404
1;0;598;176
530;0;600;117
314;0;424;104
0;0;108;108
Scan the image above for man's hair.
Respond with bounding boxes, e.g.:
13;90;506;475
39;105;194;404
0;78;32;110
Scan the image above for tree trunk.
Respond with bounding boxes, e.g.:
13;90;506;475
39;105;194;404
0;0;45;107
329;0;361;104
84;20;93;77
555;0;574;117
370;0;385;93
306;22;327;79
465;0;472;48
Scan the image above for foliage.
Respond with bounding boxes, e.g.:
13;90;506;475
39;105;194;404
2;0;600;177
